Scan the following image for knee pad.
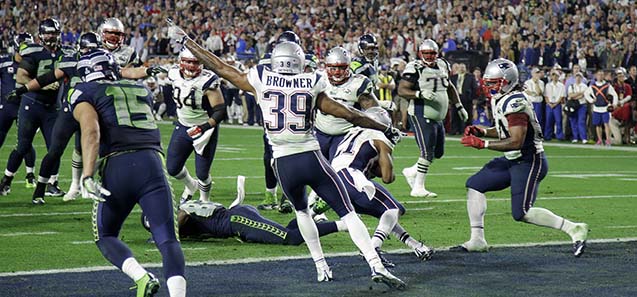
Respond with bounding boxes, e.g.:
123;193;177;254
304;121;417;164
511;208;526;222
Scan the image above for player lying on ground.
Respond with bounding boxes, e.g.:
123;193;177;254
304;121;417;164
313;107;434;267
457;58;588;257
168;21;405;290
143;176;342;245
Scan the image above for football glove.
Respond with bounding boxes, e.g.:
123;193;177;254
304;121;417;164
6;87;25;103
464;125;486;137
81;176;110;202
146;66;168;77
383;126;402;145
416;89;436;101
456;103;469;122
460;135;486;149
187;122;213;138
166;18;188;44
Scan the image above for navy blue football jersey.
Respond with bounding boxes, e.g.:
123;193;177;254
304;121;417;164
18;43;69;104
70;79;161;156
0;54;18;102
56;52;81;105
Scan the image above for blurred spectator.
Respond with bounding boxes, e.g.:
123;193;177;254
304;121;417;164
566;72;589;144
523;68;546;131
205;30;223;56
610;67;634;145
130;30;144;57
585;70;618;146
544;70;566;141
450;63;476;134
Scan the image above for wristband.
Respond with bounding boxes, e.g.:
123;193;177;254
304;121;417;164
200;122;212;131
484;140;489;148
415;91;421;99
455;102;463;109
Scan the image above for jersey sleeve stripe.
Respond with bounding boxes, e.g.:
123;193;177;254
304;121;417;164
202;75;219;90
0;61;12;68
20;46;43;56
502;93;526;112
356;78;372;97
257;64;265;81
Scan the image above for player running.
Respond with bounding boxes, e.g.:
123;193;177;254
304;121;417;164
456;58;589;257
168;22;405;289
398;39;469;198
165;47;226;203
72;49;186;296
0;32;37;189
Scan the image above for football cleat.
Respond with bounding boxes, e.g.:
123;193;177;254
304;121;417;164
257;191;277;210
414;243;435;261
278;198;293;214
316;266;333;282
311;198;331;215
313;213;328;223
402;167;416;189
371;267;406;290
25;173;36;188
450;238;489;252
45;181;66;197
410;188;437;198
0;176;11;196
63;188;80;202
32;197;45;205
570;223;588;257
375;248;395;268
130;273;160;297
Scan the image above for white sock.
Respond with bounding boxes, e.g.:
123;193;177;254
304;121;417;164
296;209;328;270
26;167;34;174
5;169;15;177
37;176;48;183
157;103;167;117
522;207;576;236
371;209;399;249
49;174;58;184
121;257;147;282
198;175;212;201
467;188;487;241
413;158;430;190
266;187;277;196
307;190;318;206
335;220;348;231
70;150;82;190
174;167;197;196
341;212;382;271
166;275;187;297
392;223;422;250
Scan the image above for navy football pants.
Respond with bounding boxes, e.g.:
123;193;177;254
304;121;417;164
0;101;35;168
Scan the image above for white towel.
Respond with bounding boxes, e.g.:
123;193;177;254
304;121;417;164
193;127;215;155
346;168;376;200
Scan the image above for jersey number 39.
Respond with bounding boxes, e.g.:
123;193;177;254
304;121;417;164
262;90;312;133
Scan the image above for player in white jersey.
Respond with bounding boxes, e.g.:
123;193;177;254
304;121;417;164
165;48;225;202
398;39;468;198
457;58;588;257
100;18;140;67
328;107;435;265
169;22;405;289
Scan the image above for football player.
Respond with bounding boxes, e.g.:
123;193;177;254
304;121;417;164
71;49;186;297
99;18;140;67
11;32;165;204
350;33;379;86
457;58;588;257
169;23;405;289
398;39;469;198
221;55;245;125
165;47;226;203
325;107;435;266
0;18;70;198
143;176;342;245
0;32;37;189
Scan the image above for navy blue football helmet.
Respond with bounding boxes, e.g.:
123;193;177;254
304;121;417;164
77;49;120;82
78;32;102;53
276;31;300;45
358;33;378;61
13;32;34;52
38;18;61;48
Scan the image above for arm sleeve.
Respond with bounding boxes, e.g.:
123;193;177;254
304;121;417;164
505;113;529;127
18;56;37;76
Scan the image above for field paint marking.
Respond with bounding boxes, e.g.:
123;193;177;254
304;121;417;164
0;209;142;218
603;225;637;229
0;231;59;237
408;207;434;211
145;247;207;252
553;174;632;179
619;178;637;181
452;167;483;170
446;136;637;152
401;194;637;204
2;237;635;277
70;241;94;245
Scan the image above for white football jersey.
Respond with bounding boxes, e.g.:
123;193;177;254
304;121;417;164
403;58;450;121
247;65;328;158
331;127;392;174
168;66;220;127
492;91;544;160
110;45;139;67
315;74;373;135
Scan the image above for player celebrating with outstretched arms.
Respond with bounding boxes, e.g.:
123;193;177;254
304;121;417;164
456;58;588;257
168;22;405;289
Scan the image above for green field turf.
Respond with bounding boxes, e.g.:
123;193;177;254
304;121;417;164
0;123;635;273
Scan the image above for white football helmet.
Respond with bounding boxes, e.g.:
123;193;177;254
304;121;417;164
99;18;126;50
325;46;351;85
418;39;439;66
179;48;202;78
482;58;519;98
271;41;304;75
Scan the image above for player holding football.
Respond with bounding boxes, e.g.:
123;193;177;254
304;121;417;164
169;22;405;289
72;49;186;296
457;58;588;257
0;32;37;189
165;47;226;203
398;39;469;198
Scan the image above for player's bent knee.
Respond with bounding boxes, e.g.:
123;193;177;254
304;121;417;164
165;162;182;177
511;208;526;221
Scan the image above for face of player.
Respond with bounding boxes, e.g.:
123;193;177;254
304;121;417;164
180;58;202;78
419;50;437;66
326;64;350;85
102;30;125;50
483;78;506;99
363;46;378;61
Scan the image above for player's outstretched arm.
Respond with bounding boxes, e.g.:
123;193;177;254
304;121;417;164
373;139;395;184
317;92;388;132
183;39;256;94
10;69;66;99
73;102;100;178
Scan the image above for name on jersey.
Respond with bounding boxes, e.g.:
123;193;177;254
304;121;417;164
265;76;313;88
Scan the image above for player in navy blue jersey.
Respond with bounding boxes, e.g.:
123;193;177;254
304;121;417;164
0;32;37;191
71;49;185;296
457;58;588;257
350;34;379;86
12;32;166;204
169;22;404;289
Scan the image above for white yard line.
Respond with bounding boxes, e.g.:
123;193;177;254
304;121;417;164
0;231;59;237
445;136;637;152
401;194;637;204
1;237;635;277
0;209;141;218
